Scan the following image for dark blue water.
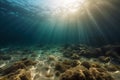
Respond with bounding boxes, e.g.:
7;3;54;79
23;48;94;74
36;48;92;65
0;0;120;46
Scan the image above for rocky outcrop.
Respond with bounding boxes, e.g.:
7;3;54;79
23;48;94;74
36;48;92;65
55;60;80;72
62;44;120;64
60;65;114;80
54;59;117;80
0;59;36;80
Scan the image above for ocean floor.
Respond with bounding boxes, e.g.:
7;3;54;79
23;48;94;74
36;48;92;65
0;44;120;80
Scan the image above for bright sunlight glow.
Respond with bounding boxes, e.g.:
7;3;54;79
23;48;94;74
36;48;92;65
50;0;86;16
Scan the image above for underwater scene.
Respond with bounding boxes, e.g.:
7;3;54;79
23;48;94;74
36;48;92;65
0;0;120;80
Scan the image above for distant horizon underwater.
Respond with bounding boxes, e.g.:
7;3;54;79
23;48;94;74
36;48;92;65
0;0;120;80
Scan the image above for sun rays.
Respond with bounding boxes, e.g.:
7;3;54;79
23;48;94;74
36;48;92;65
1;0;120;44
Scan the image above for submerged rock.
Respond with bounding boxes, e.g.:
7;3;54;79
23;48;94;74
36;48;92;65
60;65;115;80
55;61;71;73
89;68;114;80
104;64;120;72
63;44;120;60
81;61;91;69
0;69;31;80
55;60;80;73
0;59;36;80
59;60;116;80
60;66;88;80
91;62;101;68
99;56;111;63
71;53;80;59
62;44;86;59
0;55;11;60
48;55;56;61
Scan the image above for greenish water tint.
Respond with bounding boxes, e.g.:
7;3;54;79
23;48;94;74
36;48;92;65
0;0;120;46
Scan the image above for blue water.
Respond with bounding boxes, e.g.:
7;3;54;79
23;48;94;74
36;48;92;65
0;0;120;46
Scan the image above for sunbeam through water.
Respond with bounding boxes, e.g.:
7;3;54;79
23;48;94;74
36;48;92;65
0;0;120;80
0;0;120;45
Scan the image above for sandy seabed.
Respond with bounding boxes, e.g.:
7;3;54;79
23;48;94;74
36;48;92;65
0;44;120;80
